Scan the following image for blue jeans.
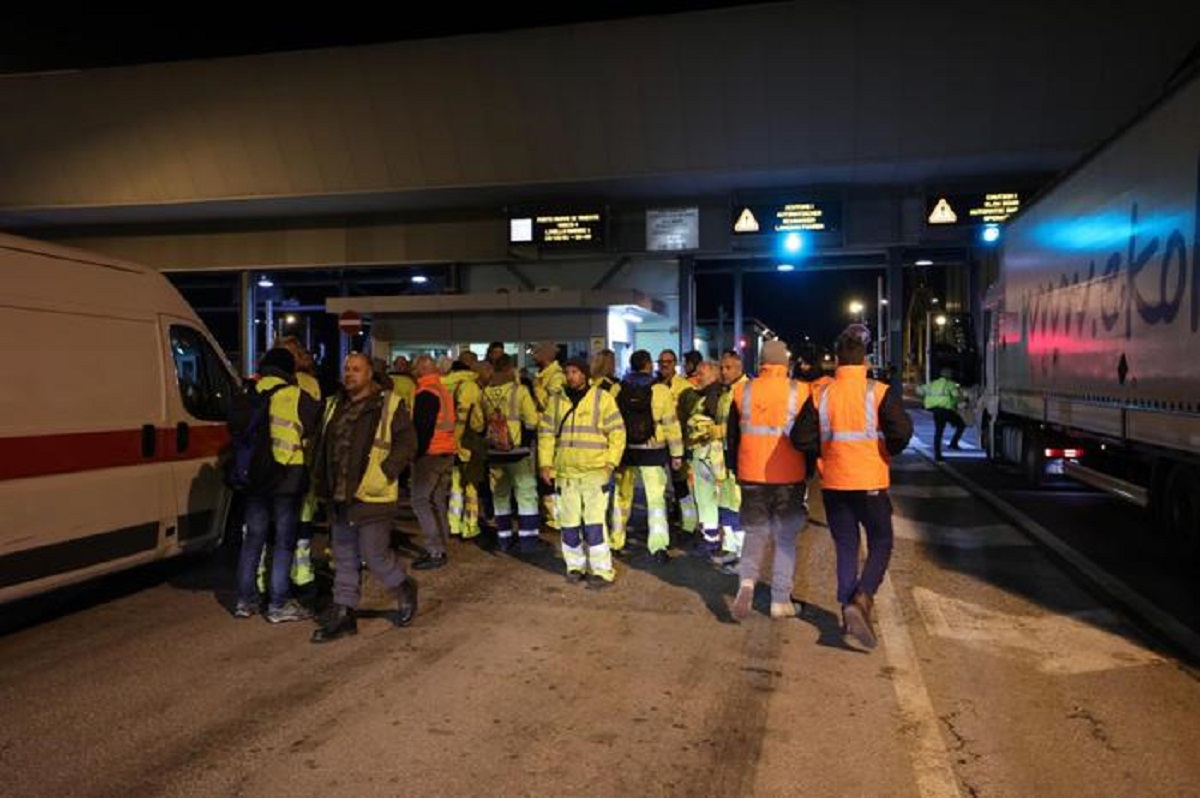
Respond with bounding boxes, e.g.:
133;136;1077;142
238;493;299;609
822;489;894;605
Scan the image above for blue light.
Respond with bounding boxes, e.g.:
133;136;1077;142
776;263;795;272
783;232;804;253
981;224;1001;244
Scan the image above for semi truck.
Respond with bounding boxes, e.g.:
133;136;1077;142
979;65;1200;559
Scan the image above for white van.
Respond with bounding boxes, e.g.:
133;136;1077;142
0;233;238;603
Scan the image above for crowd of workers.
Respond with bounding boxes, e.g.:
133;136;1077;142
235;328;923;650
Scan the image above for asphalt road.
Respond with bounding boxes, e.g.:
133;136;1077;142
2;447;1197;797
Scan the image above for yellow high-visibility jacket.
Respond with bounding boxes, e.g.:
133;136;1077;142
538;386;626;479
482;380;539;456
258;375;305;466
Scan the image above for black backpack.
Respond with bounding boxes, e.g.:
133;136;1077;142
224;381;287;493
618;381;656;445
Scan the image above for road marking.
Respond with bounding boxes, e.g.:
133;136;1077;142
877;576;963;798
912;586;1164;675
930;455;1200;664
892;518;1033;548
889;484;973;499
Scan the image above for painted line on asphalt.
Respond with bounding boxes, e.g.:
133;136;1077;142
919;449;1200;665
877;574;963;798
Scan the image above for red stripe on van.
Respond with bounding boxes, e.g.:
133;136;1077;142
0;424;229;482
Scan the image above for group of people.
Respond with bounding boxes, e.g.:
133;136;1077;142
235;328;915;651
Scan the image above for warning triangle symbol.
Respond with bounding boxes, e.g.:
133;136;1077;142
928;198;957;224
734;208;760;233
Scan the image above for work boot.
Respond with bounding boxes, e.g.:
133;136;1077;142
310;605;357;643
585;574;614;591
652;549;671;566
412;552;447;570
565;570;586;584
843;592;877;649
394;577;418;627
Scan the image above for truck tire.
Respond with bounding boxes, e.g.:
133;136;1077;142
1021;426;1045;487
1163;465;1200;562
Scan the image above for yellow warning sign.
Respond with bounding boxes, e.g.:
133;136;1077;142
733;208;760;233
928;198;958;224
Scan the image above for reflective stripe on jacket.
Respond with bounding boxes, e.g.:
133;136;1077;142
815;365;891;490
732;365;808;484
258;375;305;466
920;377;960;411
625;382;685;457
417;374;457;455
443;370;485;459
355;392;404;504
534;361;565;412
538;386;626;479
483;381;539;455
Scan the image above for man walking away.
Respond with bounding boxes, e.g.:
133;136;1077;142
410;355;458;570
538;357;625;588
727;340;810;621
792;331;912;649
309;352;419;642
918;367;965;461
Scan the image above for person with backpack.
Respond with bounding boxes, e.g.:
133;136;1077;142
482;355;542;552
611;350;684;564
538;356;626;588
308;352;419;643
232;347;320;623
531;341;566;532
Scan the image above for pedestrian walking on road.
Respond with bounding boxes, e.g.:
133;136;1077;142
410;355;458;570
918;367;965;461
792;331;912;649
727;340;810;621
308;352;418;643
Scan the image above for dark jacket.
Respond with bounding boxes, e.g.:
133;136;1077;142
311;387;416;520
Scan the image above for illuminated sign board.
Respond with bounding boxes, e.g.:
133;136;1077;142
732;200;841;235
510;211;605;246
646;207;699;251
926;192;1021;226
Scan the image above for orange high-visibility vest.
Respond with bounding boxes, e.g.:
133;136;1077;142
815;365;891;490
733;364;808;484
417;374;458;455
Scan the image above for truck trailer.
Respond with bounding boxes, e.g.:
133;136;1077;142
979;65;1200;559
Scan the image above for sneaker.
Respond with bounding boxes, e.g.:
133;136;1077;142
267;600;313;624
770;601;799;619
565;570;586;584
585;574;614;590
413;552;448;571
233;600;259;619
731;582;754;620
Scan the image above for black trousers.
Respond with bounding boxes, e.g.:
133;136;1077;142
931;408;965;459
